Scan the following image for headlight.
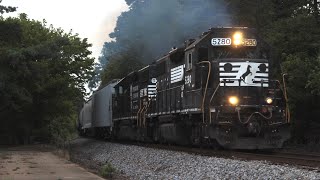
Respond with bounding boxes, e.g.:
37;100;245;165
228;96;239;105
233;32;243;46
266;97;273;104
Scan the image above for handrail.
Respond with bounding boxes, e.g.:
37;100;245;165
237;109;273;124
142;100;152;127
209;83;220;124
136;100;142;127
197;61;211;123
282;74;290;123
139;104;147;127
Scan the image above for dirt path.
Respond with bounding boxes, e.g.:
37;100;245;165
0;145;104;180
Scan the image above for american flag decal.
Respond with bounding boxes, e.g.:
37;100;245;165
219;61;269;87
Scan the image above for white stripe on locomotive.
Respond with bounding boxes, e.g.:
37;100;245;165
219;62;269;87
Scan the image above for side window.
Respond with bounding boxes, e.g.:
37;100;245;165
119;86;123;95
187;53;192;70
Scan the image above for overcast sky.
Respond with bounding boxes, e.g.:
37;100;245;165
2;0;129;60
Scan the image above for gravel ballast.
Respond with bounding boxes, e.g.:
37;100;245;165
70;138;320;179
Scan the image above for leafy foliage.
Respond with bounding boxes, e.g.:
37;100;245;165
100;48;143;86
100;163;117;178
267;5;320;142
0;11;94;144
0;0;16;14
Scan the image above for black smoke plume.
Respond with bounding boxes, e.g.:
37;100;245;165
91;0;231;88
104;0;230;63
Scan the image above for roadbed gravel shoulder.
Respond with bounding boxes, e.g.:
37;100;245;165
0;145;104;180
69;138;320;179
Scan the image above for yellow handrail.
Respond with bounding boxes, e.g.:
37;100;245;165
282;74;290;123
136;100;142;127
197;61;211;124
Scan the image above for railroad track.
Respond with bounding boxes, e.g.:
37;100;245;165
136;143;320;170
240;151;320;169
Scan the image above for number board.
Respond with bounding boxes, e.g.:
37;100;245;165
243;39;257;46
211;38;231;46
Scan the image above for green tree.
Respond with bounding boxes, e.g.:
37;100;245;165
263;1;320;142
226;0;320;142
0;0;16;15
100;48;143;87
0;13;94;144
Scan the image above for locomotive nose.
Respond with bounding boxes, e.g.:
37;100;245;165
247;121;261;135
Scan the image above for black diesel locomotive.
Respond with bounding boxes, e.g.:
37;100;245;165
80;27;290;149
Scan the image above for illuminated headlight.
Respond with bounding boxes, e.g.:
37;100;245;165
266;97;273;104
228;96;239;105
233;32;243;46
